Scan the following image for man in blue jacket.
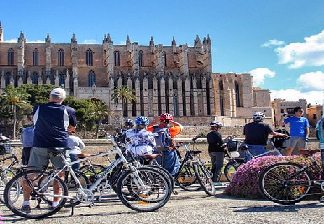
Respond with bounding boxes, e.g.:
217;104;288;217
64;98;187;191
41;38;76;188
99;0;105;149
21;87;76;213
283;106;309;156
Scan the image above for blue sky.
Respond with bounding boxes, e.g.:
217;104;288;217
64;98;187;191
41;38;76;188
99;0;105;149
1;0;324;104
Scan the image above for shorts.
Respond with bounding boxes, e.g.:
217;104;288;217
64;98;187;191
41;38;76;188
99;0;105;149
288;136;306;149
28;147;65;170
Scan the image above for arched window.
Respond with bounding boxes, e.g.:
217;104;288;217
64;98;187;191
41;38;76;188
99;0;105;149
86;49;93;66
163;52;167;67
58;49;64;66
138;50;143;67
114;51;120;66
219;80;223;90
33;48;39;66
5;72;11;86
88;70;96;87
59;73;65;87
8;48;14;66
235;81;241;107
32;72;39;84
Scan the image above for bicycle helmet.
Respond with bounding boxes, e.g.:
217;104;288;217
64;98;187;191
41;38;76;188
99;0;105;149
135;116;150;126
160;113;174;122
210;121;223;127
253;112;265;122
124;119;134;128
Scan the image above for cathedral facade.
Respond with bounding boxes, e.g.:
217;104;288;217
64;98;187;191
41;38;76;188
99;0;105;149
0;24;272;125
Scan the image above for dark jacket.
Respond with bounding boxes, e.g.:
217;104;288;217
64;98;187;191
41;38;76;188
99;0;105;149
33;102;76;147
207;131;224;153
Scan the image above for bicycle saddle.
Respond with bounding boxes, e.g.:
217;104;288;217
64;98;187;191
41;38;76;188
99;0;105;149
190;150;202;155
48;147;70;154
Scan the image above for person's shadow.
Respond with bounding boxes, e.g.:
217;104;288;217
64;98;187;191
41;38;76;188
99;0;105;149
231;202;324;213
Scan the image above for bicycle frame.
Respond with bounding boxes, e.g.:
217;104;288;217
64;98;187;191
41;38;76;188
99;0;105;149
32;136;145;201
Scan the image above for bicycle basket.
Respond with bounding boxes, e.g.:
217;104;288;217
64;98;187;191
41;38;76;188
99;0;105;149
226;140;238;152
0;142;12;155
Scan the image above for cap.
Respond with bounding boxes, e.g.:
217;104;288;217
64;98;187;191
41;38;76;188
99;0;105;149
50;88;66;99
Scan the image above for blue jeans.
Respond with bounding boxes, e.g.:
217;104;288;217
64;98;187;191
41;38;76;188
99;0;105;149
157;149;180;176
69;154;80;172
245;145;266;161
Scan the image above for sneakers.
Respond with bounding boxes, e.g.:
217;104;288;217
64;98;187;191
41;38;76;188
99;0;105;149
21;205;31;213
320;196;324;203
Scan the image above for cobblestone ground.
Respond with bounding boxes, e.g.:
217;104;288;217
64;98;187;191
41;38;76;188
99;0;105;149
1;188;324;224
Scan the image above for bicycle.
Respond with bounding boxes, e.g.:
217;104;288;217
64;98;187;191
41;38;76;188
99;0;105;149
3;135;172;219
0;138;19;203
258;149;324;205
174;135;215;196
222;135;289;182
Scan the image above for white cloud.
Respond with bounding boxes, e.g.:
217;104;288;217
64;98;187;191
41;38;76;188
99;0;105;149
26;39;45;43
275;30;324;68
271;89;324;105
297;71;324;91
249;67;276;86
3;38;17;43
82;39;99;44
261;39;285;48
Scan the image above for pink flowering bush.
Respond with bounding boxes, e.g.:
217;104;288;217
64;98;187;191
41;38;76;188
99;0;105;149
224;154;322;199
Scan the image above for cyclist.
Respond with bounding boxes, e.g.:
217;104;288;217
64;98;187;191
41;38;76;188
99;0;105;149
282;106;310;156
243;112;287;160
115;119;134;144
66;126;85;172
125;116;155;156
147;113;181;176
207;121;225;186
20;114;34;165
22;87;77;213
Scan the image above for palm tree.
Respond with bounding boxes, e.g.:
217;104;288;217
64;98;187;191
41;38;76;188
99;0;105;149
90;98;111;138
111;86;136;118
0;85;30;139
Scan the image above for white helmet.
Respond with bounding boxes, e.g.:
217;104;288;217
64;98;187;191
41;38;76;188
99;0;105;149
253;112;265;122
210;121;223;127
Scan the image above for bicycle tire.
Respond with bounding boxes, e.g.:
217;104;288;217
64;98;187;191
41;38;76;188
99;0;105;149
146;165;174;191
0;168;18;203
4;169;68;219
176;162;201;191
259;162;311;205
116;167;171;212
193;163;215;196
224;160;243;182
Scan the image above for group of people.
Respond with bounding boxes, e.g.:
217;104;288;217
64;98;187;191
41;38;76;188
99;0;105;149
115;113;182;176
15;86;324;211
206;106;313;186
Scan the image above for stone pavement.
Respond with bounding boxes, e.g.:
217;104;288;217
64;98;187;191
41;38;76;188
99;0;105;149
1;188;324;224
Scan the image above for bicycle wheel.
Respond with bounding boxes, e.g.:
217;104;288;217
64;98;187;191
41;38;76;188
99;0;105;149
116;167;171;212
176;162;201;191
79;164;104;184
193;163;215;196
259;162;311;205
65;171;89;191
0;168;18;203
4;170;68;219
146;165;174;191
224;160;244;182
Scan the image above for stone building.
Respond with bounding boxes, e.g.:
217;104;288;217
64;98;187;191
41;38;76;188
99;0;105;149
306;105;323;127
0;24;272;125
272;98;307;127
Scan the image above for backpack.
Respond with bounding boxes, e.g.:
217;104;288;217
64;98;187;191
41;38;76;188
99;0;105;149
152;125;172;150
